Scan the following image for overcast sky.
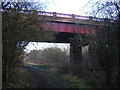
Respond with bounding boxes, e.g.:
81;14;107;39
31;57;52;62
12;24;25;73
25;42;70;53
42;0;90;15
41;0;90;15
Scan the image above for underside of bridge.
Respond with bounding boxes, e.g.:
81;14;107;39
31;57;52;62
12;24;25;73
54;32;82;74
54;32;74;43
23;30;89;74
37;32;90;74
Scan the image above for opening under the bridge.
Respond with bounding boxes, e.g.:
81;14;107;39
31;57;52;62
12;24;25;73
24;42;70;65
23;42;90;70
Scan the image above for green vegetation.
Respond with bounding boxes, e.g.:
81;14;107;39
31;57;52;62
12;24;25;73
10;67;33;88
61;74;91;88
39;64;91;88
26;47;69;65
2;2;53;87
17;68;32;88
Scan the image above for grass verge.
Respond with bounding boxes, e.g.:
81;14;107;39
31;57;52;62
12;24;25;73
40;66;92;88
61;74;91;88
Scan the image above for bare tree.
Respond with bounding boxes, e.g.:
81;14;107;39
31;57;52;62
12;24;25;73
2;2;54;87
81;0;120;87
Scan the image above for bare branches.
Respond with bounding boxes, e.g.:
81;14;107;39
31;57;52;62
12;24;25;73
82;0;120;19
2;2;54;87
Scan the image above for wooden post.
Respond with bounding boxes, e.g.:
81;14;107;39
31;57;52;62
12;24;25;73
89;16;93;20
53;12;56;20
72;14;75;22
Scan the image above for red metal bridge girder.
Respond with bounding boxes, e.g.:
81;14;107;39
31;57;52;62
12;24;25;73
45;22;97;34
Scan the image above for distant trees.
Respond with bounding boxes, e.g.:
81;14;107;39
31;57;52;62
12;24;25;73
27;50;41;60
26;47;70;74
43;47;68;64
27;47;69;65
2;2;53;87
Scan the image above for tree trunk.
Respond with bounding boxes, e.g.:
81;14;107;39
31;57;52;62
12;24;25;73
118;21;120;88
117;13;120;88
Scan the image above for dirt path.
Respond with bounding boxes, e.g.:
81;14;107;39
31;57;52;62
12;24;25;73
23;64;72;88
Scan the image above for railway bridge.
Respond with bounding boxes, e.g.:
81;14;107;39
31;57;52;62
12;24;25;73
4;10;116;74
36;11;116;74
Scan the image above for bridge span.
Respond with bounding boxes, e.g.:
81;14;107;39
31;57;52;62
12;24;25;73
3;10;116;74
38;11;115;34
17;10;116;74
18;10;115;34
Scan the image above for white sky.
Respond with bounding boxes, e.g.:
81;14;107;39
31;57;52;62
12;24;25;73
41;0;90;15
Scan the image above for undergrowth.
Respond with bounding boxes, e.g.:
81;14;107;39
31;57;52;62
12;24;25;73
40;65;91;88
61;74;91;88
11;67;33;88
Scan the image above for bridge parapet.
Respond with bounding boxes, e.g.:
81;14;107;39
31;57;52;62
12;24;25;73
1;8;116;25
35;11;116;26
37;11;115;22
38;11;95;20
11;9;106;22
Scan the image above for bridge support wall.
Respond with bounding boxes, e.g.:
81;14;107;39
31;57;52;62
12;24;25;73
70;42;82;75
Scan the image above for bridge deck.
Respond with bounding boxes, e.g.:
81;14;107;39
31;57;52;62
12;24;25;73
19;9;116;26
2;9;116;34
39;11;116;25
